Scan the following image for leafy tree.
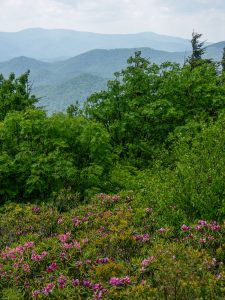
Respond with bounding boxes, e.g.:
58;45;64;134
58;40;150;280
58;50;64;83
0;71;37;121
187;31;206;68
0;109;112;203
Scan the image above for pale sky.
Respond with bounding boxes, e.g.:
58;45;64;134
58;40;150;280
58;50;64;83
0;0;225;41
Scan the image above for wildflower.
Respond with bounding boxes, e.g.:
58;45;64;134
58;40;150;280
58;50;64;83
181;224;190;231
112;195;120;202
42;283;55;296
46;262;58;273
58;232;71;243
32;290;41;298
208;222;221;231
72;217;81;226
83;279;92;288
96;257;112;264
200;238;206;244
145;207;153;213
72;278;80;286
158;228;166;234
198;220;207;226
32;206;41;214
74;240;81;250
133;234;150;242
109;276;131;286
22;263;30;273
58;275;67;289
141;256;155;267
24;241;35;249
62;243;73;249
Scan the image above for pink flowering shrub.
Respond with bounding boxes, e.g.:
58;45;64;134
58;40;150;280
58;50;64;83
0;197;225;299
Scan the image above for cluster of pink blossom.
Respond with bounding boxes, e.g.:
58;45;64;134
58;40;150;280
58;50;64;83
1;241;34;260
32;282;56;298
141;256;155;272
99;193;121;204
58;275;67;289
32;206;41;214
181;224;190;231
46;262;58;273
58;232;71;243
31;251;48;262
109;276;131;286
157;228;166;234
71;278;107;299
133;234;150;243
95;257;114;264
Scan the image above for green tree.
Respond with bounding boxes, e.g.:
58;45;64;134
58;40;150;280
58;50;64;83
0;71;37;121
188;31;206;68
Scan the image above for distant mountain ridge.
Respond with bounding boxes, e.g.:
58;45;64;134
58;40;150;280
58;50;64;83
0;47;190;113
0;28;192;62
0;42;224;113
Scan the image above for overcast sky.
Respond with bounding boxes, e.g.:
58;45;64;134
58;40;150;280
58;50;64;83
0;0;224;41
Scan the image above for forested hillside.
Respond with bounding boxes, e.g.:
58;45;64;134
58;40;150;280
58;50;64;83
1;33;225;299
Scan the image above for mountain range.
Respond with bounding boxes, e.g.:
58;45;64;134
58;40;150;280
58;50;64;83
0;28;193;62
0;28;224;113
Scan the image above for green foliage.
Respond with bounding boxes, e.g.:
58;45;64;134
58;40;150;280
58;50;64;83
0;71;37;121
85;50;225;167
0;110;112;203
173;114;225;220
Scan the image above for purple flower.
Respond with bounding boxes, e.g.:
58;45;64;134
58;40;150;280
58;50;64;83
42;283;55;296
109;276;131;286
32;290;41;298
133;234;150;243
46;262;58;273
58;275;67;289
72;279;80;286
181;224;190;231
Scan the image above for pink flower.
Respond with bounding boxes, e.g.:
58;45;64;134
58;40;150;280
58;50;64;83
24;241;35;249
72;278;80;286
32;206;41;214
58;232;71;243
158;228;166;234
74;241;81;250
62;243;73;249
141;256;155;267
145;208;153;213
181;224;190;231
200;238;206;244
72;217;81;226
112;195;120;202
109;276;131;286
208;222;221;231
58;275;67;289
22;263;30;273
46;262;58;273
42;283;55;296
32;290;41;298
198;220;207;226
96;257;112;264
133;234;150;243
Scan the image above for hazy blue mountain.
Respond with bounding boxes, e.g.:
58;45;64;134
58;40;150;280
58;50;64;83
0;43;224;113
34;74;108;113
0;28;192;61
205;42;225;61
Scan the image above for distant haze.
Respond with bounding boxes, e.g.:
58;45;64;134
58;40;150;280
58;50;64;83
0;28;193;62
0;0;225;42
